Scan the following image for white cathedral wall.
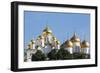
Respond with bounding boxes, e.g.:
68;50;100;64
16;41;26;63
73;46;81;53
35;40;40;46
65;48;73;54
43;45;52;54
69;48;73;54
32;44;35;49
85;48;90;54
72;42;81;53
41;39;45;47
52;40;56;47
56;45;60;49
46;34;52;43
38;39;45;48
81;48;90;54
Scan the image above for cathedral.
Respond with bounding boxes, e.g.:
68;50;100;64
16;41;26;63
24;26;90;62
61;33;90;55
24;25;60;61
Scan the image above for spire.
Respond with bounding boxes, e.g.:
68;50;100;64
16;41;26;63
46;24;48;28
70;32;80;42
45;24;50;30
73;32;77;37
84;35;87;41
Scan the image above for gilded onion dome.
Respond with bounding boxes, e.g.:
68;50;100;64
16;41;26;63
56;40;60;45
52;36;56;40
28;42;32;49
38;35;44;39
66;40;73;48
81;40;89;48
70;33;80;42
36;35;41;40
31;39;35;44
43;25;52;34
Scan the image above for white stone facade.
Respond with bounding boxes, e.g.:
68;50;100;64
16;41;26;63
62;33;90;55
25;26;60;61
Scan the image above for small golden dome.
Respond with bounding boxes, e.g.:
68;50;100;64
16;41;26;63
56;40;60;45
31;39;35;44
43;26;52;34
38;35;44;39
37;35;43;40
81;40;89;48
28;42;32;49
52;36;56;40
66;40;73;48
70;33;80;42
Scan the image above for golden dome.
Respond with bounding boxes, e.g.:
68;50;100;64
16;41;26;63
37;35;43;40
43;26;52;34
70;33;80;42
28;42;32;49
56;40;60;45
66;40;73;48
81;40;89;48
52;36;56;40
31;39;35;44
38;35;44;39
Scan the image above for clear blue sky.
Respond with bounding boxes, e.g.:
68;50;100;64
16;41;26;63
24;11;90;48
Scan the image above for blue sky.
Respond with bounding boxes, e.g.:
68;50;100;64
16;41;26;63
24;11;90;48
